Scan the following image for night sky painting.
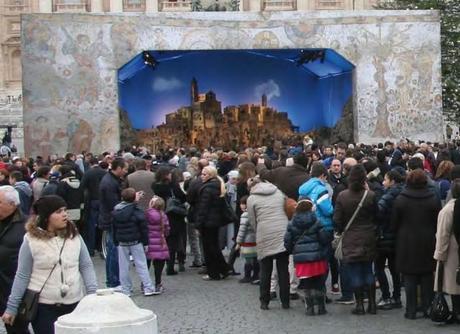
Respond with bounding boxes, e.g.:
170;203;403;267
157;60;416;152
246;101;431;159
118;49;354;132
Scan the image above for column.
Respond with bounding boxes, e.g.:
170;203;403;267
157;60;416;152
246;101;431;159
38;0;52;12
145;0;158;12
91;0;104;12
109;0;123;12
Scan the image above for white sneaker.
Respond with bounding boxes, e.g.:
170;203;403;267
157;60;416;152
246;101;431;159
144;290;155;296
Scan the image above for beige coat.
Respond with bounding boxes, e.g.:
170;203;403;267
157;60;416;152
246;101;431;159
434;199;460;295
247;182;288;260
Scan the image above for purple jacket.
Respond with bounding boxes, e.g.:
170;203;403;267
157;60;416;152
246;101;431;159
146;208;170;260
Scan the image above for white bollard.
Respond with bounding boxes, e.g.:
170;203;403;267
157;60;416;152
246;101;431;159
55;289;158;334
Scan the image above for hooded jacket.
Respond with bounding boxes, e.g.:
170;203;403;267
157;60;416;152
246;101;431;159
32;177;49;202
284;211;330;264
247;182;288;260
14;181;32;216
56;176;83;211
112;202;148;246
298;178;334;231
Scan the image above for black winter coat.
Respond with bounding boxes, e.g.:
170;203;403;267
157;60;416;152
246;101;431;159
256;163;309;201
152;181;186;236
99;171;123;230
333;189;378;263
284;211;330;264
195;178;224;229
0;210;25;314
376;183;404;253
81;166;106;201
112;202;148;246
391;186;441;274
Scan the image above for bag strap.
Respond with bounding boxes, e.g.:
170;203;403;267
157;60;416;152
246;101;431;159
343;190;368;235
437;261;444;292
38;238;66;294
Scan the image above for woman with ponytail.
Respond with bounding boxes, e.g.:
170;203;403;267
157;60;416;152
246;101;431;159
146;196;170;294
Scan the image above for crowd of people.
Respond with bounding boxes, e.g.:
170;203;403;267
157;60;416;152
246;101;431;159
0;137;460;333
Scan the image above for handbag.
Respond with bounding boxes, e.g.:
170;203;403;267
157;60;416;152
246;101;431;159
334;190;368;261
284;197;297;220
219;196;238;226
16;239;66;323
431;261;451;323
165;189;187;216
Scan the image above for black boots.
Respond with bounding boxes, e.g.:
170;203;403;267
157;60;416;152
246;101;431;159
304;289;327;316
352;288;365;315
316;289;327;315
304;289;315;315
352;286;376;315
367;284;377;314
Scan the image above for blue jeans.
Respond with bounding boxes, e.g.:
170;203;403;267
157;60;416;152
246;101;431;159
105;229;119;287
339;261;354;299
83;200;99;256
118;243;154;295
344;261;374;289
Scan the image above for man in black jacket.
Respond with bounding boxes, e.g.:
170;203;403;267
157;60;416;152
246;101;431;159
99;158;128;288
81;157;107;256
0;186;28;333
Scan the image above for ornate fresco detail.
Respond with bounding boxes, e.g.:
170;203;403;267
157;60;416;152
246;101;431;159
21;11;443;157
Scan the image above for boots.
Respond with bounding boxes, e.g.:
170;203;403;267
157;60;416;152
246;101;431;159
304;289;315;316
367;284;377;314
352;287;365;315
316;289;327;315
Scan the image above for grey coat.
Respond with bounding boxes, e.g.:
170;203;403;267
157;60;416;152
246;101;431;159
127;170;156;211
434;199;460;295
236;212;256;244
247;182;288;260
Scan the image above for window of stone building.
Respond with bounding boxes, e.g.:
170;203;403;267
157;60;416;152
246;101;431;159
11;49;21;82
123;0;146;11
316;0;344;10
53;0;89;12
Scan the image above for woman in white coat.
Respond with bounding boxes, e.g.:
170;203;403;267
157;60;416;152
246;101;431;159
434;179;460;324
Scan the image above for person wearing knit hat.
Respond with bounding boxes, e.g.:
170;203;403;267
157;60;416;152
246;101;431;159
2;194;97;334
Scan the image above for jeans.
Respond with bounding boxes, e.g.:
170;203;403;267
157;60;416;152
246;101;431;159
261;252;289;305
344;261;375;289
339;261;354;299
187;223;203;265
105;229;120;288
32;303;77;334
375;252;401;300
118;243;154;294
83;200;99;256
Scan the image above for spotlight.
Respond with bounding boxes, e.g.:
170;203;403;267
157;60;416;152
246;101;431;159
142;51;157;68
296;49;326;66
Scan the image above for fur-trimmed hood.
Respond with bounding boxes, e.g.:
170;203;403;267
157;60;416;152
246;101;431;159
26;218;68;240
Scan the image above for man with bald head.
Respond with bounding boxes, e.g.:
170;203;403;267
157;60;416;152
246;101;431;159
184;158;209;268
0;186;28;333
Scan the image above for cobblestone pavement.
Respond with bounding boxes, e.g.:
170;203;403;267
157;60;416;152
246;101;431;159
2;255;460;334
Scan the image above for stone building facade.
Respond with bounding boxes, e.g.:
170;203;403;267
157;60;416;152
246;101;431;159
1;0;380;155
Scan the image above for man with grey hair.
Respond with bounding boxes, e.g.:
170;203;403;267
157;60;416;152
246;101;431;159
0;186;28;333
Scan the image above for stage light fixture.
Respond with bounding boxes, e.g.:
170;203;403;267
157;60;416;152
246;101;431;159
296;49;326;66
142;51;157;68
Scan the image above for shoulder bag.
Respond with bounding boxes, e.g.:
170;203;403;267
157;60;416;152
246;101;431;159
431;261;451;323
165;189;187;217
15;239;66;324
334;190;368;261
219;196;238;227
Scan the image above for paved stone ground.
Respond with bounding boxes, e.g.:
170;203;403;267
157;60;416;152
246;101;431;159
2;255;460;334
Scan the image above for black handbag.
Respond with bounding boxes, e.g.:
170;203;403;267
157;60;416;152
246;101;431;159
16;239;65;323
430;261;451;323
219;197;238;226
165;190;187;216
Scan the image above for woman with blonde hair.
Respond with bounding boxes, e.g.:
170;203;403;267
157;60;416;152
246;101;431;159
195;166;230;280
